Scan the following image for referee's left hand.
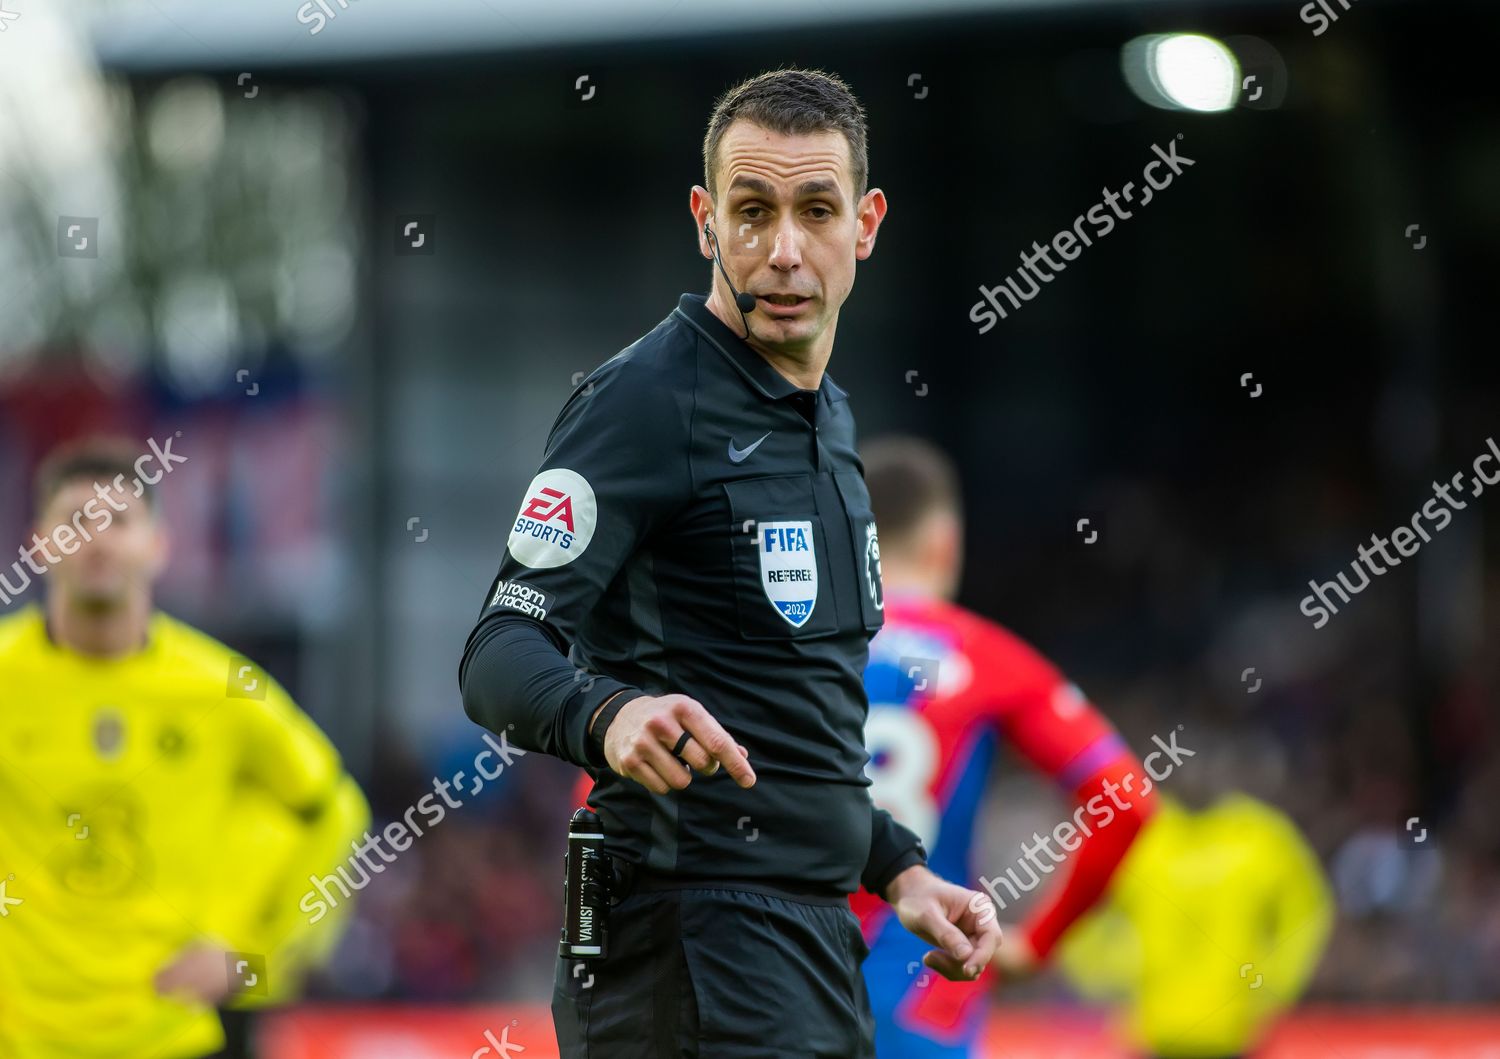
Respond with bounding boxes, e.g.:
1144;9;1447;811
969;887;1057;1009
885;865;1002;981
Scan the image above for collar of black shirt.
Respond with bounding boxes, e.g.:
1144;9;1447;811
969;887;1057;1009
674;293;849;410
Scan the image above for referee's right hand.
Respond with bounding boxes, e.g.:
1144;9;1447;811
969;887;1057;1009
590;693;756;794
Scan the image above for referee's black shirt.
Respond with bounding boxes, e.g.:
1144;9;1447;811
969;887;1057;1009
460;293;927;897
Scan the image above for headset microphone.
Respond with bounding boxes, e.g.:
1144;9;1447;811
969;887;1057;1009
702;221;756;337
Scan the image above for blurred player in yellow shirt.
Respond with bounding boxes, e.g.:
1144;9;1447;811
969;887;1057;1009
0;437;370;1058
1057;740;1334;1059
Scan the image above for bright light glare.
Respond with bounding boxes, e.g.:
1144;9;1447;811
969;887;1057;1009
1123;33;1240;113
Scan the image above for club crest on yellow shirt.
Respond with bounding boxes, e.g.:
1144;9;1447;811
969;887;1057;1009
157;723;188;759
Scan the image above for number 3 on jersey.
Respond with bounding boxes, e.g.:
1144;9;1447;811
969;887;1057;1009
863;706;941;851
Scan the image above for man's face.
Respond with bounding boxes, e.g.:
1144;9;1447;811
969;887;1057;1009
37;481;165;611
696;119;886;355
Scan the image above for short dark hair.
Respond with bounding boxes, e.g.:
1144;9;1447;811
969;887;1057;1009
703;68;869;201
34;436;156;516
862;436;962;549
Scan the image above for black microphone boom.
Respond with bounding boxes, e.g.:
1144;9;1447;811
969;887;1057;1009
703;221;756;338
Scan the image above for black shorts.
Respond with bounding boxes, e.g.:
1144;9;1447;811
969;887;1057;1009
551;878;875;1059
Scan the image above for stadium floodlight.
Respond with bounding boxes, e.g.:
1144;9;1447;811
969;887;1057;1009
1122;33;1240;113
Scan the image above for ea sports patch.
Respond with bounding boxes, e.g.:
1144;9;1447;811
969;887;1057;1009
508;468;597;568
758;520;818;627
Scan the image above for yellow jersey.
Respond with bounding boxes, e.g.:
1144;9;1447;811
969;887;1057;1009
1057;793;1334;1057
0;606;369;1059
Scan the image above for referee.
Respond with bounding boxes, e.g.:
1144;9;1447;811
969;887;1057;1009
459;68;1000;1057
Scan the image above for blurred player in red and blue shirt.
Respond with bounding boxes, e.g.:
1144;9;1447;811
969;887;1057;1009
852;436;1156;1057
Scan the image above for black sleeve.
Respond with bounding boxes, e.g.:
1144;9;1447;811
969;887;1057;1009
862;804;929;899
459;359;688;769
460;614;641;769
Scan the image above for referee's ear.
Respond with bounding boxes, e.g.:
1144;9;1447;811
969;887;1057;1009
854;187;888;261
689;185;716;260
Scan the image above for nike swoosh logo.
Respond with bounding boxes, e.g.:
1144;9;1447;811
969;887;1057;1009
727;431;772;464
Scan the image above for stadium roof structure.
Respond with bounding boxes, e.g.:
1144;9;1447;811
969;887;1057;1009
90;0;1181;72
